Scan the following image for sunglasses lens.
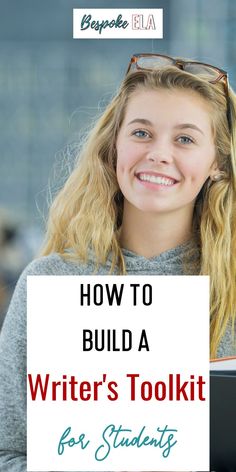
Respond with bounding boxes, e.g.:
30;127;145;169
135;55;174;69
184;63;220;80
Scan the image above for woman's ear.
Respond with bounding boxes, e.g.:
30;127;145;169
209;165;226;182
209;161;221;181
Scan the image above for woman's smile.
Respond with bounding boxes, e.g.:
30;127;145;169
135;171;179;188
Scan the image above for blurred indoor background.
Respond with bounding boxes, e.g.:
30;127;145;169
0;0;236;325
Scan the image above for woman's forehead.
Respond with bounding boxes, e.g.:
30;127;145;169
122;88;214;131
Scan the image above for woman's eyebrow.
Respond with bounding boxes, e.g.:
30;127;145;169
174;123;204;135
127;118;152;126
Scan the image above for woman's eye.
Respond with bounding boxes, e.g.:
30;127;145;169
177;135;194;144
132;129;150;138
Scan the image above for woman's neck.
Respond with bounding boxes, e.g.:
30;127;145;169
119;203;193;258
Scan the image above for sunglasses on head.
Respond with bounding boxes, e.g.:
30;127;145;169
126;53;228;92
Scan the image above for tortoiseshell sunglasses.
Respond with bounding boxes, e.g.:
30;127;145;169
126;53;228;92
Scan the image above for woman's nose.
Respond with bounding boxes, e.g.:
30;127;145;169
146;144;174;164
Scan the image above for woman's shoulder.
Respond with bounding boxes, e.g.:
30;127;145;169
22;252;88;277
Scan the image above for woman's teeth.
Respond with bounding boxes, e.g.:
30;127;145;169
138;174;176;186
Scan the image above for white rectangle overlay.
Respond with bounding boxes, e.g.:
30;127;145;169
27;275;209;471
73;9;163;39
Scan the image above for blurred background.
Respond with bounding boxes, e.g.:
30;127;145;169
0;0;236;325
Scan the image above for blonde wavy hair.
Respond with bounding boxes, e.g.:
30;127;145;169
41;65;236;358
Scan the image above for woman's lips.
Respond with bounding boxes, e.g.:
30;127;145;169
135;172;179;187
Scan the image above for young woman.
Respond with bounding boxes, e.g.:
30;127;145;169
0;53;236;470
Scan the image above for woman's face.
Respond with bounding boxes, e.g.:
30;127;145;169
116;88;218;218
